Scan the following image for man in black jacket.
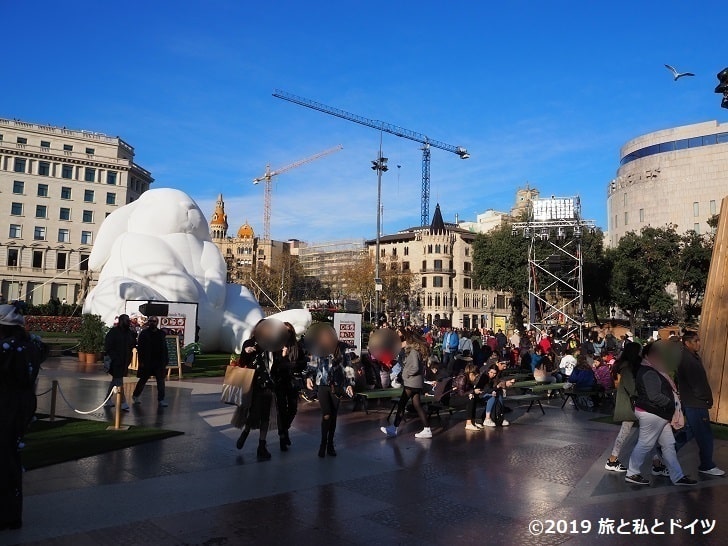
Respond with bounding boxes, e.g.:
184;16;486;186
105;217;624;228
132;317;169;408
675;331;724;476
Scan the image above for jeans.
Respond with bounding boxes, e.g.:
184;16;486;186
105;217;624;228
675;407;715;471
479;394;497;420
442;352;454;375
628;410;684;483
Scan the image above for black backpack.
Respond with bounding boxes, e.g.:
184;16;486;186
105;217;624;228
491;391;505;426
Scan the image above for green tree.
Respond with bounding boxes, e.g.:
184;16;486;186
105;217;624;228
582;228;612;326
472;222;529;330
609;226;681;332
676;230;713;325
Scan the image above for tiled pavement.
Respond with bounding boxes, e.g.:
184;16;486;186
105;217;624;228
3;358;728;545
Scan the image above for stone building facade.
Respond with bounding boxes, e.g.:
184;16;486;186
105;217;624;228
607;120;728;246
0;117;153;304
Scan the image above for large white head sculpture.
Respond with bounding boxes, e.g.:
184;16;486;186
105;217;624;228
83;188;310;352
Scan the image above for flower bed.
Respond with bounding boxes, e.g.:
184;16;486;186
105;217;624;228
25;316;82;334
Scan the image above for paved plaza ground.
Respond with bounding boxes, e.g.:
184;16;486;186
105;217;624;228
2;357;727;546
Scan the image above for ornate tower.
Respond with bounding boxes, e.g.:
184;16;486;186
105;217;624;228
210;194;229;240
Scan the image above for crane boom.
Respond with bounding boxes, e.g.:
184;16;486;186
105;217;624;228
273;89;470;226
253;144;343;241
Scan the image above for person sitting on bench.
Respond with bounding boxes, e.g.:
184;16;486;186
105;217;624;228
477;364;516;427
453;364;485;431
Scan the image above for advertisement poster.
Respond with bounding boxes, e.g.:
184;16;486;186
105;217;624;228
494;315;507;333
124;300;199;349
333;313;362;356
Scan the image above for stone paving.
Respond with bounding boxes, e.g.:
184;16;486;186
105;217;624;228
2;357;728;545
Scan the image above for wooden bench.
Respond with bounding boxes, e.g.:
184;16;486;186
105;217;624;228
353;388;403;414
386;395;456;422
561;388;616;411
506;393;546;415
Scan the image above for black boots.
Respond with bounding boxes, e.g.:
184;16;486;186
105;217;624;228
257;440;271;461
236;429;249;450
279;430;291;452
318;419;337;457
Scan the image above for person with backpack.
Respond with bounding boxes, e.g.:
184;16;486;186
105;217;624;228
381;332;433;439
0;304;44;530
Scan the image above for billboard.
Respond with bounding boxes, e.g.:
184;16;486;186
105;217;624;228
333;313;362;356
124;300;199;349
532;197;576;221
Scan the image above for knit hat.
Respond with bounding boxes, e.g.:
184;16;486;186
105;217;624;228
0;304;25;326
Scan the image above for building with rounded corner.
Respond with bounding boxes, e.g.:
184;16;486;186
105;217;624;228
607;120;728;246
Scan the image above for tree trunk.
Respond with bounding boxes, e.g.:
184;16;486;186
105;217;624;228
590;301;603;328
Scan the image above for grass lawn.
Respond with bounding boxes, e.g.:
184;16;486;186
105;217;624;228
590;415;728;442
181;352;230;379
23;416;183;470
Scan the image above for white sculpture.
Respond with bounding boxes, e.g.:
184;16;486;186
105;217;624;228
83;188;310;352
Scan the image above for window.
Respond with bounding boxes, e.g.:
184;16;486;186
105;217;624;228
464;262;472;273
435;293;441;307
107;171;117;185
433;259;443;271
421;277;427;288
34;226;46;240
693;202;699;217
710;200;717;215
404;246;409;256
12;181;24;194
694;223;701;234
85;147;95;155
40;140;51;148
464;278;472;289
37;184;48;197
61;164;73;179
63;144;73;151
81;231;93;244
639;208;645;222
106;192;116;205
58;229;70;243
17;137;27;144
624;212;628;226
9;224;21;238
60;207;71;221
435;244;441;253
380;249;385;257
496;294;506;309
14;158;26;173
82;211;93;223
84;190;94;202
79;254;90;271
392;248;397;257
32;250;43;269
35;205;47;218
402;261;410;271
56;252;67;270
465;246;470;257
85;168;96;182
7;249;18;267
61;186;72;200
433;276;443;288
11;202;23;216
614;215;617;228
427;244;432;254
38;161;50;176
422;260;427;271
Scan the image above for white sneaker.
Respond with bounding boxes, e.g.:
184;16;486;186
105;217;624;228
415;427;432;439
132;396;141;405
380;425;397;438
699;467;726;476
121;402;130;411
483;419;497;428
158;400;169;408
501;419;510;426
464;423;481;431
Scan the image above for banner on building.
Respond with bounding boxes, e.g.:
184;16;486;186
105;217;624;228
334;313;362;356
494;315;507;333
124;300;199;349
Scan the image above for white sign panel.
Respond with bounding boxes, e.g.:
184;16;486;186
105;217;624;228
532;197;576;221
124;300;199;349
334;313;362;356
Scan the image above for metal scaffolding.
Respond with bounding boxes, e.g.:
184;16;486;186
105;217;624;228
512;197;596;341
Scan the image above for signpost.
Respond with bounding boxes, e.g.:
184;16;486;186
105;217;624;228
165;335;183;380
334;313;362;356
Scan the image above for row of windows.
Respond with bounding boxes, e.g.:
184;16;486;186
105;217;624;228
419;292;509;310
620;132;728;166
8;224;93;243
615;200;717;230
6;248;90;271
10;203;104;221
381;244;471;258
11;182;116;204
8;157;119;184
3;134;96;155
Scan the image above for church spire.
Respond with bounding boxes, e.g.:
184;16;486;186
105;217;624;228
430;203;445;233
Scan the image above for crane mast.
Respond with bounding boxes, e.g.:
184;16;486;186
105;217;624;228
253;145;343;241
273;89;469;226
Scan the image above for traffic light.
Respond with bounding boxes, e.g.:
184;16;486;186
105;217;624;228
715;67;728;109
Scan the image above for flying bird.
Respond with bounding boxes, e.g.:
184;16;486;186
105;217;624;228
665;64;695;81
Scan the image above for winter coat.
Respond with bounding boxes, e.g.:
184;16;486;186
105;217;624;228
401;349;425;389
677;349;713;409
612;359;637;422
104;326;136;378
137;327;168;373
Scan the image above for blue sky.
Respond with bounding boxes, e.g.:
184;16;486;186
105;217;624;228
4;0;728;242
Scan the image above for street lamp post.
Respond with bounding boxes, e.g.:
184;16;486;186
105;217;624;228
371;136;388;323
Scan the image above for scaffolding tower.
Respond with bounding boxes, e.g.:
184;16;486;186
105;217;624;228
512;197;596;341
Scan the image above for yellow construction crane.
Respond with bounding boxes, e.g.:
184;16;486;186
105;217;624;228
253;144;343;241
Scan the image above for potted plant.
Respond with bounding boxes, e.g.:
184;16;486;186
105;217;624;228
78;314;107;364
